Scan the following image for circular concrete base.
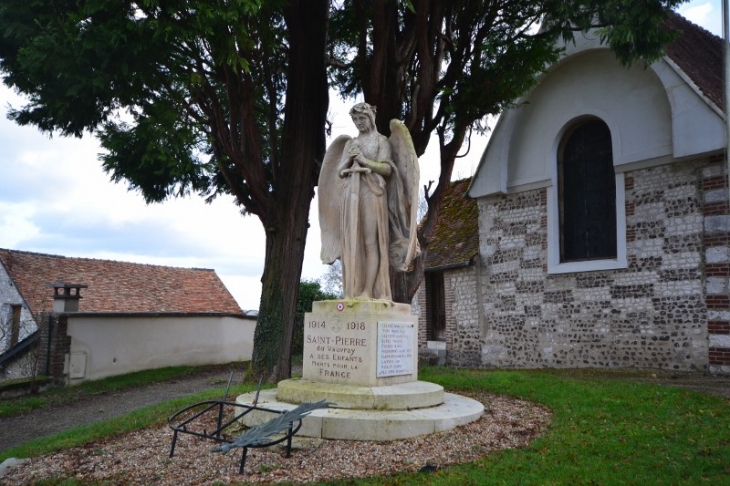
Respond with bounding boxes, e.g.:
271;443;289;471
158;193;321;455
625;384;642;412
236;387;484;441
276;378;444;410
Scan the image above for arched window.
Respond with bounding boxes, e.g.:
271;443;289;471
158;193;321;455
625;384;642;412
558;119;616;262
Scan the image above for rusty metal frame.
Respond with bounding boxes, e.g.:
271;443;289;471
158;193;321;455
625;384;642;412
167;376;302;474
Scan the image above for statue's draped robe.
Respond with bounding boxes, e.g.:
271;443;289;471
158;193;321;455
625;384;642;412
339;135;395;300
319;118;419;302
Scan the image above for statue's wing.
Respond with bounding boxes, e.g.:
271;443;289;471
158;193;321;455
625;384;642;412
318;134;351;264
388;119;421;270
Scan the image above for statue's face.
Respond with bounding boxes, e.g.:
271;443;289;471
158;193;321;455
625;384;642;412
351;113;372;133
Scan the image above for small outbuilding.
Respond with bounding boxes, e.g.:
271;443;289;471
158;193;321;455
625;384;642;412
0;248;255;384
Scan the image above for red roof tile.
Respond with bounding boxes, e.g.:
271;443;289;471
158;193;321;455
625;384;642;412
665;11;723;111
0;249;243;317
424;178;479;270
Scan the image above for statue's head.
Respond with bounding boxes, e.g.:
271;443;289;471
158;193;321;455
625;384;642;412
349;102;376;131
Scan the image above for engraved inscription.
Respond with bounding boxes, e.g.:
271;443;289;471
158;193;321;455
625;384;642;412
376;322;415;377
304;318;367;382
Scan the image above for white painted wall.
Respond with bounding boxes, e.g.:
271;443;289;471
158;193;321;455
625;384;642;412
470;42;725;198
66;315;255;383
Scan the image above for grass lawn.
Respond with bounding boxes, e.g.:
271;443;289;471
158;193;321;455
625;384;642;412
352;368;730;486
1;367;728;485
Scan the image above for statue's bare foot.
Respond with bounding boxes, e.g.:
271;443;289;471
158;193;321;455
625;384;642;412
356;291;373;299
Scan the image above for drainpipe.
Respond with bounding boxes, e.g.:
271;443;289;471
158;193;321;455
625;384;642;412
475;253;485;342
45;315;52;376
724;0;730;189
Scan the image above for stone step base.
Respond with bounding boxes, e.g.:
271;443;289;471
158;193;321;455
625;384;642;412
276;379;444;410
235;389;484;441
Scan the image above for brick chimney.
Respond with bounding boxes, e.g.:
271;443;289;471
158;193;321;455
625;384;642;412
51;283;88;313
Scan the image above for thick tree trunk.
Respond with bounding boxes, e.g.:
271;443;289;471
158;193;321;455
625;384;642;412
250;0;329;383
253;203;310;382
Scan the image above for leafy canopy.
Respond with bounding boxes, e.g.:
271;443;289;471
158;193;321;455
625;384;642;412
329;0;683;153
0;0;286;218
326;0;684;301
293;280;338;356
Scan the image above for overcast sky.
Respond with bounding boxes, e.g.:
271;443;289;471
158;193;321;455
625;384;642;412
0;1;722;311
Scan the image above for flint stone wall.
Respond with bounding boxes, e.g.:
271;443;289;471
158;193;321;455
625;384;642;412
437;156;730;372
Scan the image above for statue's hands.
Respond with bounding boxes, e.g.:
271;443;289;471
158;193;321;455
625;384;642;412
349;146;369;166
340;144;371;177
340;166;371;177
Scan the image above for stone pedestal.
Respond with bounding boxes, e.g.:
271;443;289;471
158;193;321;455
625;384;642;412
303;300;418;387
236;299;484;441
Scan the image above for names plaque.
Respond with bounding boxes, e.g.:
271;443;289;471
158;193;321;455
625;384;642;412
376;322;415;378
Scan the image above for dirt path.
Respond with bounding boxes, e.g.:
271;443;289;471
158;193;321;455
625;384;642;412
1;367;728;454
0;367;237;453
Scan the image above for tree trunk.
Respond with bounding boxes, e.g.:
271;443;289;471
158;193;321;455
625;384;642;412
250;0;329;383
252;203;310;382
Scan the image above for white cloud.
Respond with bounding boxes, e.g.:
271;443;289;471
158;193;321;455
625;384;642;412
0;203;41;248
678;1;722;36
0;84;273;311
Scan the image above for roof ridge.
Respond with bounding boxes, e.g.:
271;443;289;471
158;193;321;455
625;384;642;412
664;10;723;110
0;248;243;316
0;248;68;260
0;248;214;272
667;9;722;40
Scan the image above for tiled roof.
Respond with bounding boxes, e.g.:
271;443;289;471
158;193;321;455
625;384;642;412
424;178;479;270
665;11;723;111
0;249;243;317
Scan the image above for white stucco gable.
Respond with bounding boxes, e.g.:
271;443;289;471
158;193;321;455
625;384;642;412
0;261;37;356
469;31;725;198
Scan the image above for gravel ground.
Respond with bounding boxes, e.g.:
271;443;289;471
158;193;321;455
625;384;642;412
0;391;551;485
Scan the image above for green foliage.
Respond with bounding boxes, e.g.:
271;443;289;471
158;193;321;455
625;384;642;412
0;0;282;210
329;0;683;140
293;280;338;356
0;0;689;377
327;0;685;300
0;0;330;383
0;1;676;191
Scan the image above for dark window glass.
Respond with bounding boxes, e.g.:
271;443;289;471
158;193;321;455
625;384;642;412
426;272;445;341
559;119;616;262
11;305;21;347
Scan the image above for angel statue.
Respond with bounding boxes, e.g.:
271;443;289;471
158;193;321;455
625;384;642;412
319;102;420;301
